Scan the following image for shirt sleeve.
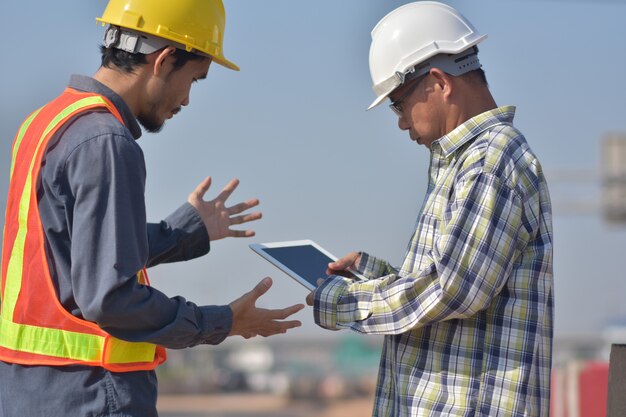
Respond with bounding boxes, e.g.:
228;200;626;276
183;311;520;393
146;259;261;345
356;252;399;279
66;133;231;348
146;202;210;267
314;171;529;334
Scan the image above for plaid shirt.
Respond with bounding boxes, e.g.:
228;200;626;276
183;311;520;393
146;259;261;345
314;106;553;417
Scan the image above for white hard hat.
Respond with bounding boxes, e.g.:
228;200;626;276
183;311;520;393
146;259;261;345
368;1;487;110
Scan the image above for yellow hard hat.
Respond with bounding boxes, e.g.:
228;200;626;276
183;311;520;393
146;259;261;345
96;0;239;71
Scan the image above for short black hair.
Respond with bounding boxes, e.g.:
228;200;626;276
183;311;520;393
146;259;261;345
99;45;207;74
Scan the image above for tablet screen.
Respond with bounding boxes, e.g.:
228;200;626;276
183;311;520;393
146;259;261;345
261;245;333;288
250;240;365;290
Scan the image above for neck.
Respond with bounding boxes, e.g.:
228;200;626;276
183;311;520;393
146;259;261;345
93;66;145;116
446;84;497;133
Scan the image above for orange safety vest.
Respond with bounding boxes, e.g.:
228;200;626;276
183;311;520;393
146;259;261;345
0;88;166;372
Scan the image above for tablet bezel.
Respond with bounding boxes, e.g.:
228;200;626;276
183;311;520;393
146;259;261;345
249;240;366;290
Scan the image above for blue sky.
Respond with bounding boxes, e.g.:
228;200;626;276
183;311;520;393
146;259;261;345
1;1;626;338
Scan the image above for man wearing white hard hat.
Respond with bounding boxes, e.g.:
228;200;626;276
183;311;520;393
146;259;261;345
308;2;553;416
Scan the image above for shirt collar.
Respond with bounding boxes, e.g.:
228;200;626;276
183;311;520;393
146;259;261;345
68;74;142;140
433;106;516;158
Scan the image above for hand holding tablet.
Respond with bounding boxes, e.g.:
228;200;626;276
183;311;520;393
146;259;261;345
249;240;366;290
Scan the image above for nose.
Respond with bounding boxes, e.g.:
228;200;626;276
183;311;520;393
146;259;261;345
181;83;192;107
397;113;410;131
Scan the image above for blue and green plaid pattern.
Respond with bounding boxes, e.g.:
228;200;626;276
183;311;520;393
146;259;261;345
314;106;553;416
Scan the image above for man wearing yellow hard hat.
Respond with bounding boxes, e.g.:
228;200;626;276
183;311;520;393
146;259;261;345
0;1;303;415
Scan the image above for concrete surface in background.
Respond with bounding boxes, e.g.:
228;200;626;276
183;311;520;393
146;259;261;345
158;393;373;417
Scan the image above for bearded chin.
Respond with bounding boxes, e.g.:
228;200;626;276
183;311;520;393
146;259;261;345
138;115;164;133
137;106;165;133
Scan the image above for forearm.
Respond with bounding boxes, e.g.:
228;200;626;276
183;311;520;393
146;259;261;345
72;238;231;348
315;173;527;334
316;259;506;335
356;252;399;279
146;202;210;267
93;283;232;348
67;136;225;348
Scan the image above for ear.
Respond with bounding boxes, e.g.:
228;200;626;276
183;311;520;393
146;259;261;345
429;68;454;100
152;46;177;77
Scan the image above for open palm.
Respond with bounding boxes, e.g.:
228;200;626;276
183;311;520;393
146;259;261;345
187;177;262;241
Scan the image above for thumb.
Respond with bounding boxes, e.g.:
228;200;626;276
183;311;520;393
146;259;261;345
329;258;349;270
249;277;272;300
193;176;212;199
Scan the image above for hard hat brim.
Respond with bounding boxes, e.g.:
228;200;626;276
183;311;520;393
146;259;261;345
367;93;390;111
212;56;240;71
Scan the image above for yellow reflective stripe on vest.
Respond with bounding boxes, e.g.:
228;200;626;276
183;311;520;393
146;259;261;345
1;95;157;365
3;96;110;321
1;170;32;320
3;107;44;304
0;317;103;362
106;338;158;364
0;317;157;364
10;107;43;181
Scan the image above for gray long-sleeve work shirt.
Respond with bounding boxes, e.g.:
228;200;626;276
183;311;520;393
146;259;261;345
0;75;232;417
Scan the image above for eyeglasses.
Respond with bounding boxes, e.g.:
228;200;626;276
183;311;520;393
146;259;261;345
388;74;427;116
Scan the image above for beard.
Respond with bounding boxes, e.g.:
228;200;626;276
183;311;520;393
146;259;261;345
137;105;165;133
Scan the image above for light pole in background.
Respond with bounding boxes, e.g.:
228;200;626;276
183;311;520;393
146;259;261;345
548;134;626;224
602;134;626;224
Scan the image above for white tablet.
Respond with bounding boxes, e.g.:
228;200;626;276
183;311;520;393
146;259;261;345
249;240;366;290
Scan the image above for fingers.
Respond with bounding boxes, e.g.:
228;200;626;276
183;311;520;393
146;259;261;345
248;303;304;337
229;229;256;238
256;318;302;337
306;291;315;306
229;211;262;226
216;178;239;202
306;276;328;305
262;319;302;336
227;199;260;215
249;277;273;301
232;280;308;339
190;176;212;201
227;210;262;238
241;322;302;339
328;252;360;271
271;303;305;320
